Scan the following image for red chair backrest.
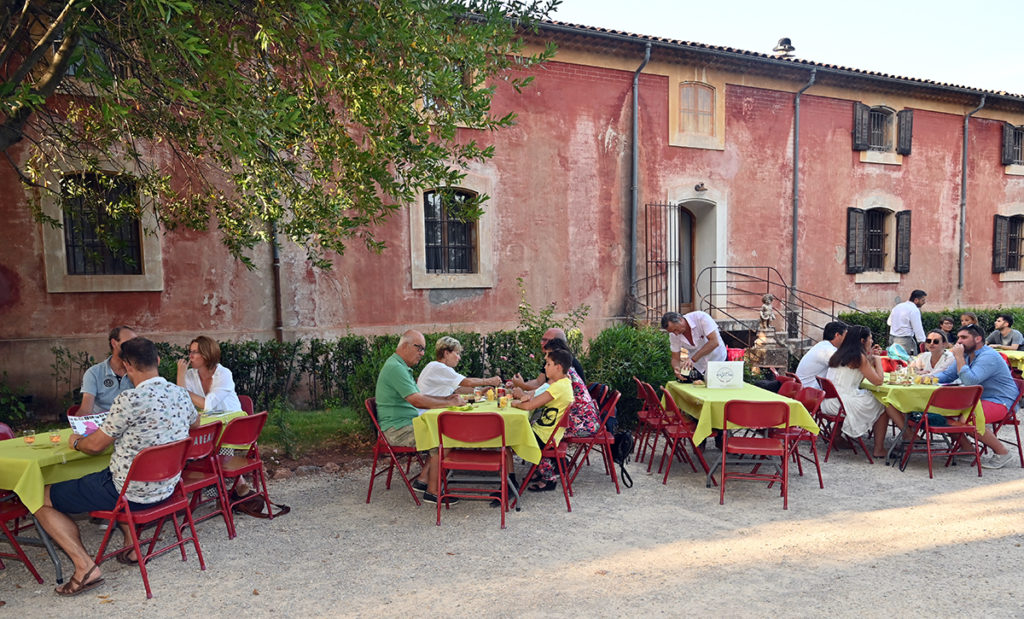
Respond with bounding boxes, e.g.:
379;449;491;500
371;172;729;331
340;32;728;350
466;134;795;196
1013;378;1024;412
660;387;694;428
438;411;505;444
796;387;825;416
599;390;622;428
784;372;800;384
187;421;222;461
726;347;746;361
724;400;790;430
217;412;268;449
778;380;802;399
122;438;192;484
816;376;840;400
642;382;666;418
0;422;14;440
238;395;255;415
587;383;608;405
67;404;82;417
365;398;385;436
923;385;982;416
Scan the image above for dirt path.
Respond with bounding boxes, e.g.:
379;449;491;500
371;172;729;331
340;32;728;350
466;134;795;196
4;446;1024;616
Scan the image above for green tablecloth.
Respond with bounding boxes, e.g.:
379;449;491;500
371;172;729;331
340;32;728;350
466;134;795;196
413;401;541;464
664;381;819;445
0;412;247;513
1004;350;1024;371
861;381;986;433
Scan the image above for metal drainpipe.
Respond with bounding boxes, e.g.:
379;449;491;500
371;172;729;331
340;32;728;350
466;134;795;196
270;221;284;343
789;68;816;336
959;95;986;291
629;42;651;316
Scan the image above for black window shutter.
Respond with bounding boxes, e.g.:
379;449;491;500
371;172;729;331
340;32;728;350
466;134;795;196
994;214;1010;273
894;210;912;273
1002;122;1017;165
896;109;913;155
853;102;870;151
847;207;866;273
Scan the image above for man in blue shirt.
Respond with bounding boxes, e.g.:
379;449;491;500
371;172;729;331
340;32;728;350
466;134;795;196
79;326;137;414
934;324;1021;469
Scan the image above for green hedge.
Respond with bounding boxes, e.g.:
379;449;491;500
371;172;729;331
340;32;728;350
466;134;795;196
839;307;1024;348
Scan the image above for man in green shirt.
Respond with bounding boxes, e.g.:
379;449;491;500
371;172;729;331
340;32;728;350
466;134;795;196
375;330;461;504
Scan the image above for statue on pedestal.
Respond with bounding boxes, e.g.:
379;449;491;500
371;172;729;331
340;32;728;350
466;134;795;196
759;293;775;331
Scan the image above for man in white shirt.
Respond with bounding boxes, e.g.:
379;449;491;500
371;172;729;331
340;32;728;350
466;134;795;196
887;290;927;354
795;322;847;387
661;311;727;378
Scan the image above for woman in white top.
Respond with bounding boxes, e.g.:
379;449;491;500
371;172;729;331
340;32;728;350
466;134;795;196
820;325;905;458
176;335;243;412
910;330;955;375
416;336;502;397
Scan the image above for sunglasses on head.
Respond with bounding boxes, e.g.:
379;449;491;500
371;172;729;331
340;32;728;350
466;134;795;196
926;338;943;345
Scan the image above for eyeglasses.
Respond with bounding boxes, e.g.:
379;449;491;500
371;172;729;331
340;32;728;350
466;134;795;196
413;344;425;352
926;339;942;345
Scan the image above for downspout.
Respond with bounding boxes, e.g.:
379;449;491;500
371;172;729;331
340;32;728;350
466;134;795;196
789;68;815;335
959;95;986;290
629;42;651;316
270;222;284;343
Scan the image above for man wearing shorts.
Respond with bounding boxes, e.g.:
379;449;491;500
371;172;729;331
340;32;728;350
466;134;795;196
374;330;461;504
34;337;197;596
934;324;1020;469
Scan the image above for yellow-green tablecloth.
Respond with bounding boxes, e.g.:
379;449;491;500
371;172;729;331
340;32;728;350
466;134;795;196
413;401;541;464
0;412;248;513
861;381;986;433
1004;350;1024;372
664;381;819;445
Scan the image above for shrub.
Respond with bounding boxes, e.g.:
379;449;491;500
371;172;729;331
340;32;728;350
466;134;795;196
349;334;401;413
155;342;187;384
301;336;369;408
219;339;302;411
582;324;675;431
483;329;538;382
0;372;30;426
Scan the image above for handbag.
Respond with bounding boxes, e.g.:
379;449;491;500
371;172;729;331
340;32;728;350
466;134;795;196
233;493;291;519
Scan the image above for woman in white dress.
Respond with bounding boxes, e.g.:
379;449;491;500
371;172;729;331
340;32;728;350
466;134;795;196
821;325;905;458
910;330;955;375
416;336;502;397
176;335;242;413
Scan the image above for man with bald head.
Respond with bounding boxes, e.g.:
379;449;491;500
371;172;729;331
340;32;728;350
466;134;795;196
375;330;462;503
510;327;585;391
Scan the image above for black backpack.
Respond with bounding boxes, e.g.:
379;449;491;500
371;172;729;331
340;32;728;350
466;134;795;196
611;431;634;488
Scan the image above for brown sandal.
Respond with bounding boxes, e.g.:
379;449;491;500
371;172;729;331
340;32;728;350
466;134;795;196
55;565;104;596
115;548;139;564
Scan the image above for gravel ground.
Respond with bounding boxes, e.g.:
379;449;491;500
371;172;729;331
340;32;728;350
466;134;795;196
3;443;1024;617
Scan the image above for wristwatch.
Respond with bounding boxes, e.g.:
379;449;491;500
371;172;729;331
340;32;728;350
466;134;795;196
73;437;81;451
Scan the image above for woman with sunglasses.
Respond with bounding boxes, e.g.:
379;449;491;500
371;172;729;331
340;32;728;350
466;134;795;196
909;329;955;375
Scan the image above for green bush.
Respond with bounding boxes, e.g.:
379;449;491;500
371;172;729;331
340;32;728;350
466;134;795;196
219;339;302;411
155;342;187;384
839;307;1024;348
301;336;369;408
582;324;675;432
0;372;30;426
349;334;401;413
483;330;539;382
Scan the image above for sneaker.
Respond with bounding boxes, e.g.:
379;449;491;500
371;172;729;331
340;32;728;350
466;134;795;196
981;451;1015;469
422;492;458;506
411;479;427;492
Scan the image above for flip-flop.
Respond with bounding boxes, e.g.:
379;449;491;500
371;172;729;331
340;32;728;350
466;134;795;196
55;565;104;597
527;480;557;492
115;548;139;565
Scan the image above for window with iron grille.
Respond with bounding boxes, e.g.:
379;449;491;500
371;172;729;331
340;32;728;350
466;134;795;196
868;108;893;151
864;209;888;270
679;82;714;136
1011;127;1024;165
424;189;477;274
994;214;1024;273
61;173;142;276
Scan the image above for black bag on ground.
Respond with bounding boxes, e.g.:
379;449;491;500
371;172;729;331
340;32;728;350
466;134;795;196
611;431;634;488
233;493;291;519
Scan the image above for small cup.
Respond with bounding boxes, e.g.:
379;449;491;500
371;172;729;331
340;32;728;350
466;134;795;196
23;430;36;445
499;395;509;409
50;430;62;444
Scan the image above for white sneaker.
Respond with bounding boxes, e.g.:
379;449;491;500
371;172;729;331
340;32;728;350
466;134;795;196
981;451;1016;469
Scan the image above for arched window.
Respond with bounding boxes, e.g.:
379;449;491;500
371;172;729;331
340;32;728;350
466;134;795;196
424;189;477;274
679;82;714;136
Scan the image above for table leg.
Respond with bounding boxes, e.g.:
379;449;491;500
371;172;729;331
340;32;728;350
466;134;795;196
12;515;64;584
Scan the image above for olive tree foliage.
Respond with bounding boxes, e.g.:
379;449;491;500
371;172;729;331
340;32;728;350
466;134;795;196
0;0;558;267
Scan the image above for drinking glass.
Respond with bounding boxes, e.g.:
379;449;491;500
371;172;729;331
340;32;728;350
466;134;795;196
50;430;62;444
22;430;35;445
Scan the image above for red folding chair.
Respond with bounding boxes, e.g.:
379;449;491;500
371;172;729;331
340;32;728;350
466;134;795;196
784;372;801;384
586;383;608;405
0;422;13;439
364;398;423;507
180;421;235;539
899;386;983;478
658;386;711;484
0;495;44;584
436;412;510;528
517;407;574;512
816;376;874;464
769;387;824;489
634;379;669;471
215;412;277;518
990;378;1024;467
778;379;802;399
66;405;82;416
719;400;792;509
92;438;204;599
238;395;255;415
566;390;622;492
